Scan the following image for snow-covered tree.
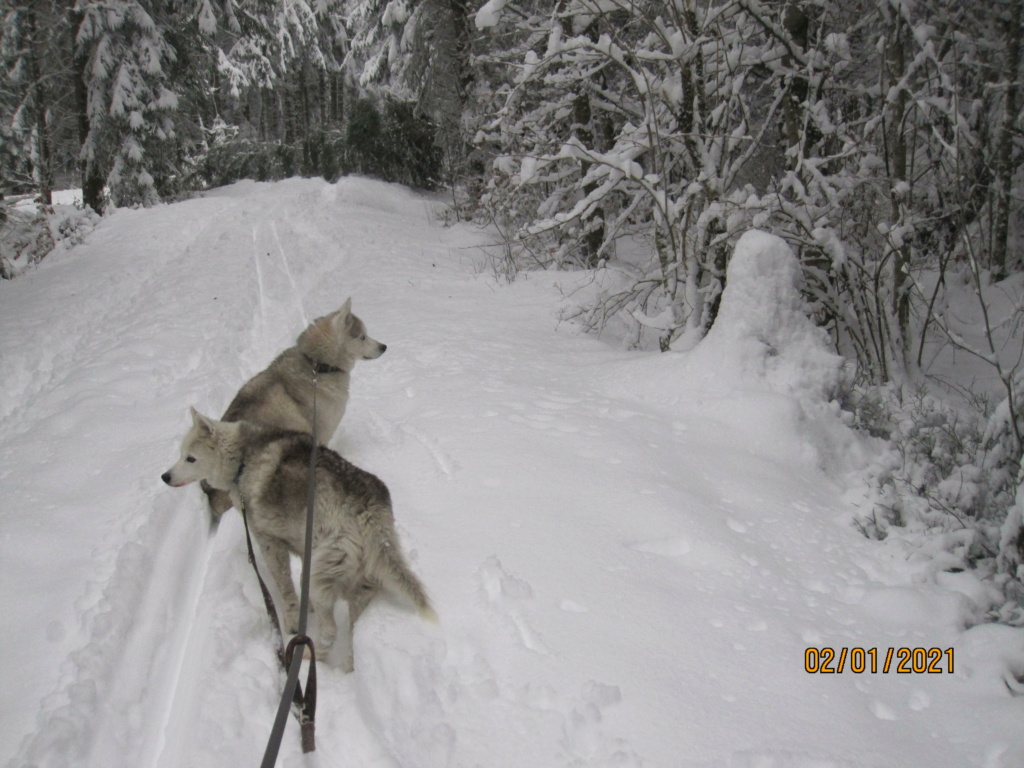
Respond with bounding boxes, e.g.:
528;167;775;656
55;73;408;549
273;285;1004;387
476;0;785;350
1;0;78;204
751;0;1021;384
76;0;179;207
199;0;350;142
469;0;1023;369
348;0;480;196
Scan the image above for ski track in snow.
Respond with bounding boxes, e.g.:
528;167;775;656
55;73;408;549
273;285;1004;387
2;178;1024;768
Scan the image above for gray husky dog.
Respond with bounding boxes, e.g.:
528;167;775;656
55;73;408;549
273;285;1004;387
204;298;387;517
164;408;435;671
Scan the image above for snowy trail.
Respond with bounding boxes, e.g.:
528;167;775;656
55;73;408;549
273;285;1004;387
3;178;1024;768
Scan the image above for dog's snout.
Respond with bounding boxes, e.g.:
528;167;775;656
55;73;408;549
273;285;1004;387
379;343;387;354
161;471;172;485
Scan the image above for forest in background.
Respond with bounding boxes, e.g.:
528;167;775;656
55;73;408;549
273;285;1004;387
3;0;1024;620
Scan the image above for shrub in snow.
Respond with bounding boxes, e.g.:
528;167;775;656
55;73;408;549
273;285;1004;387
196;139;299;187
0;202;99;280
993;383;1024;596
846;382;1024;623
999;496;1024;581
0;206;53;279
659;230;862;475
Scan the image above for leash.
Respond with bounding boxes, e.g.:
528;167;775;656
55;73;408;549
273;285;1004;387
240;500;286;665
262;365;320;761
238;233;320;761
238;365;321;763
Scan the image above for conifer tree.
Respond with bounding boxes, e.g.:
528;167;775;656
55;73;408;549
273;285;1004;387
76;0;179;207
1;0;75;204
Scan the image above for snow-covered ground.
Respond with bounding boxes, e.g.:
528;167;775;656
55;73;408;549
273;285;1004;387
2;177;1023;768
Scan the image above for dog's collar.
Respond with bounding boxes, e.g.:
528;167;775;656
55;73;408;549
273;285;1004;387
234;460;246;485
303;354;344;375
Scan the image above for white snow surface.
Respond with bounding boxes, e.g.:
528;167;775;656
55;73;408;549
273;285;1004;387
2;178;1023;768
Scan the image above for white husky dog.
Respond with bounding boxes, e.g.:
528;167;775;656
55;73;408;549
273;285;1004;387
204;298;387;517
164;408;435;671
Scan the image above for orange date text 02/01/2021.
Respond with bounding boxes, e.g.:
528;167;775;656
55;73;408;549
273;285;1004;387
804;647;955;674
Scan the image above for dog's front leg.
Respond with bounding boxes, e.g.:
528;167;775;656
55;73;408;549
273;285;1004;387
256;534;301;634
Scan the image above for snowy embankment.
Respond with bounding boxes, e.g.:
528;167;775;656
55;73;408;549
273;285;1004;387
2;178;1023;768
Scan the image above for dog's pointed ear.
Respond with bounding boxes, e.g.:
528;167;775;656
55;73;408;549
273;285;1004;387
333;297;355;331
190;407;215;435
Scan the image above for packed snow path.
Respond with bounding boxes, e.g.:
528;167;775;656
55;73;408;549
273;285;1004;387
2;178;1023;768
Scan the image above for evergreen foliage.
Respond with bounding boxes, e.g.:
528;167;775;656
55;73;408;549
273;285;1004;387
378;98;442;188
194;96;439;189
1;0;79;201
76;0;179;208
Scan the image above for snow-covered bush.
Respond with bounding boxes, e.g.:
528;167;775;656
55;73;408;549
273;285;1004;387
475;0;767;350
0;205;53;279
0;200;99;279
993;380;1024;592
998;485;1024;586
195;139;299;187
847;383;1024;618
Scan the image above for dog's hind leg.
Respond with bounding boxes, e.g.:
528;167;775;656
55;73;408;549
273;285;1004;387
339;583;379;672
309;578;339;663
256;533;300;634
309;544;354;665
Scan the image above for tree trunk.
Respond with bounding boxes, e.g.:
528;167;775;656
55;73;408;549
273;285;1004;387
299;57;312;139
69;3;104;213
572;17;605;267
887;13;911;376
331;72;344;127
991;0;1023;281
447;0;474;106
24;4;53;205
781;1;809;165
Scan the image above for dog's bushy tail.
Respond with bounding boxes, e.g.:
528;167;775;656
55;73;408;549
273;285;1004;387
374;529;436;623
385;550;437;623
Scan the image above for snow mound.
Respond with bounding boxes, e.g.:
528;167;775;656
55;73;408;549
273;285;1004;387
602;230;858;472
701;229;847;404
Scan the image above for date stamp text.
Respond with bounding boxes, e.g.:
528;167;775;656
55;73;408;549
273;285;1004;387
804;647;954;674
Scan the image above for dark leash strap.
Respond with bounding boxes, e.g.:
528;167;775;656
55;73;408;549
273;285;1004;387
240;492;317;754
256;368;321;765
286;634;317;752
240;499;285;664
